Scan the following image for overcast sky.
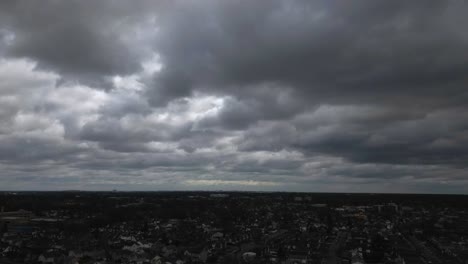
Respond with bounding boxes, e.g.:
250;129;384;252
0;0;467;193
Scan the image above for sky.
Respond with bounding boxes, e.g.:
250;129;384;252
0;0;467;193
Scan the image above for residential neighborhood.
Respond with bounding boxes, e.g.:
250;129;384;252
1;192;467;264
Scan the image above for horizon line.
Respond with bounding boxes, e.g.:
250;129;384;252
0;190;467;196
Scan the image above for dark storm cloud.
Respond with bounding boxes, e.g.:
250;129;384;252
0;0;161;86
146;0;468;168
0;0;467;192
0;134;84;162
151;0;468;107
237;106;468;167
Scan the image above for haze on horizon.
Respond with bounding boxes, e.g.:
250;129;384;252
0;0;467;194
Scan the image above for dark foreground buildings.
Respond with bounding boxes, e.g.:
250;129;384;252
1;192;467;264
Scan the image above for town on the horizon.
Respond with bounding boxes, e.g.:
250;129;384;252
1;192;468;264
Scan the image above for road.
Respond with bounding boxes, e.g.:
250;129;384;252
325;232;347;264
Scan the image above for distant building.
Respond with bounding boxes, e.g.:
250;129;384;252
210;193;229;198
294;197;303;202
0;209;36;234
0;209;34;219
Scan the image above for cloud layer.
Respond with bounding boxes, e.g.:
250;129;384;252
0;0;467;193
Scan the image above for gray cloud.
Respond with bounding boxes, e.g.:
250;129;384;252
151;0;468;106
0;1;467;193
0;0;161;86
